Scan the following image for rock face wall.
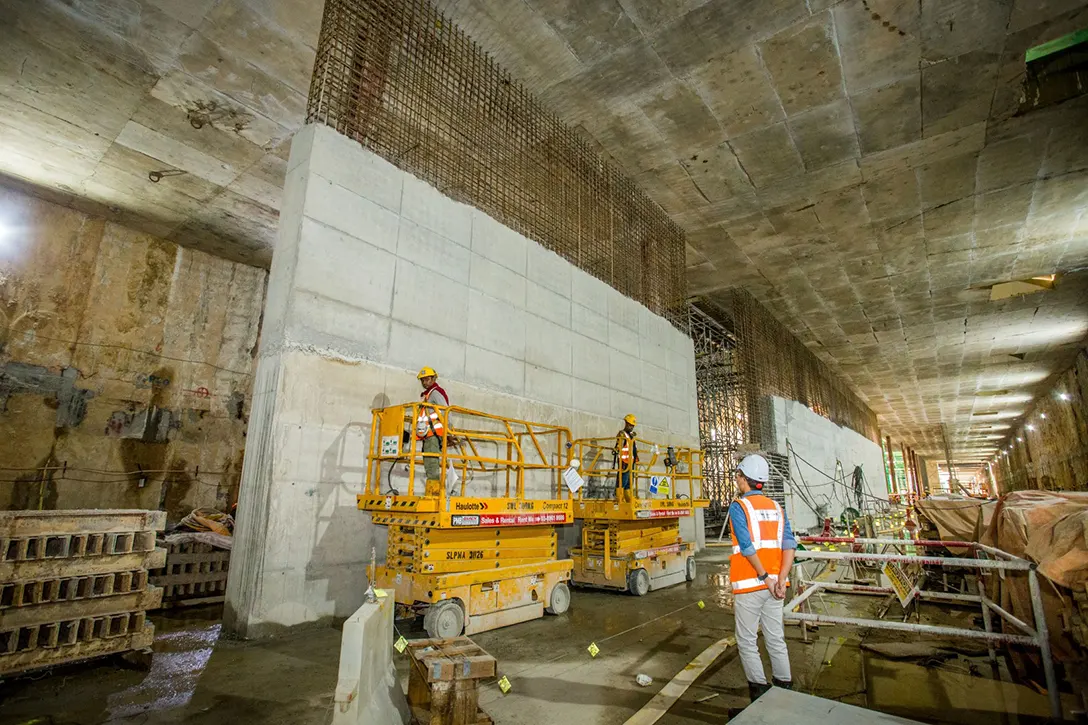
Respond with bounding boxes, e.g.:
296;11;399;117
994;347;1088;494
0;183;266;519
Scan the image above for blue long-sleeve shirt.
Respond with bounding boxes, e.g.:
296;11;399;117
729;491;797;556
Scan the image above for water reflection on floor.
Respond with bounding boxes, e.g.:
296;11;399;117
0;552;1074;725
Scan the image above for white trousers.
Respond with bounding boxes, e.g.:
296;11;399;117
734;588;792;685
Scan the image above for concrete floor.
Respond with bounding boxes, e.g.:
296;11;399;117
0;551;1069;725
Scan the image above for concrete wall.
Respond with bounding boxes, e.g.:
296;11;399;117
770;396;889;532
0;183;266;519
226;124;699;637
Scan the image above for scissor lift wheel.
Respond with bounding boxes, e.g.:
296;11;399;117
627;568;650;597
545;581;571;615
425;600;465;639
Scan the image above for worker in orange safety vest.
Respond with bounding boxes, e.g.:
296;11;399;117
416;366;449;497
728;453;797;703
613;414;639;503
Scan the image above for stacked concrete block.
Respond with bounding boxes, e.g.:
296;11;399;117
0;509;165;677
149;540;231;607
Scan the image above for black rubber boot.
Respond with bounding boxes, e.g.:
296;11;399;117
747;681;771;702
772;677;793;690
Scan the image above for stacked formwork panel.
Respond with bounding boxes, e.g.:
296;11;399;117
0;510;165;677
150;539;230;607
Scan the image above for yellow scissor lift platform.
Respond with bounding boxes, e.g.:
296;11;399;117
569;438;708;596
358;402;574;638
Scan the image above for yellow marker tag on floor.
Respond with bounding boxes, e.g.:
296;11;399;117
697;600;705;609
587;642;600;657
498;675;512;694
394;636;408;654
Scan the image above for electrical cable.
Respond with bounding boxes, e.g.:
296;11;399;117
0;466;230;475
787;443;889;507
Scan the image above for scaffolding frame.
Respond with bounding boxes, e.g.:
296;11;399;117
784;537;1061;720
690;306;744;509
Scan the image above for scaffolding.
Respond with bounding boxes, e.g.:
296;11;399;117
785;537;1062;720
690;306;745;514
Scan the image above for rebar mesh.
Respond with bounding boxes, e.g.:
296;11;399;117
306;0;688;330
690;291;880;508
723;289;881;446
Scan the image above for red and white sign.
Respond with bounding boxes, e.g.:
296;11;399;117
634;544;683;559
636;508;692;519
456;512;568;527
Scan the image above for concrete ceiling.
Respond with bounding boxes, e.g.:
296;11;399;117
0;0;323;266
2;0;1088;460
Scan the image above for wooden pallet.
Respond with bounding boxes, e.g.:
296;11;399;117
407;637;496;725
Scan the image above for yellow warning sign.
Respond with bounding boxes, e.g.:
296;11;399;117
587;642;600;657
498;675;512;694
882;561;919;608
394;636;408;653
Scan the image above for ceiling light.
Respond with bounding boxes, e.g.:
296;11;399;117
1041;413;1047;419
1027;424;1035;431
1060;392;1071;401
1017;437;1023;442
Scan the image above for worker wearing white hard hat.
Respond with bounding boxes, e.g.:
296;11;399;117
415;366;449;497
729;453;797;703
613;414;639;503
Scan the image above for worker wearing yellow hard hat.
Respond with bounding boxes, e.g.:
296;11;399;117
415;366;449;497
613;414;639;503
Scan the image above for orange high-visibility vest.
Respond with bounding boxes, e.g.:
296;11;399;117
729;493;787;595
415;385;447;440
616;431;635;469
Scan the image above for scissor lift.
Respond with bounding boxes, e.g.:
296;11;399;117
357;402;574;638
568;439;707;595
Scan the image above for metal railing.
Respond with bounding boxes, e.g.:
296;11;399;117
364;402;572;500
783;536;1061;720
567;437;705;502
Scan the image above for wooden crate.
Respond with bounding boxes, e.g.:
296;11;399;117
406;637;496;725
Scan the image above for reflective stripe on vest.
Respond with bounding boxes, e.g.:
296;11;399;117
729;494;787;595
619;432;632;464
416;385;448;440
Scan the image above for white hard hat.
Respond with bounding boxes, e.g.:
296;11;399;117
737;454;770;483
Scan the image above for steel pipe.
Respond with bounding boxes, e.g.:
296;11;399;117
783;611;1037;646
973;541;1025;561
783;582;824;612
808;581;981;604
980;594;1036;637
794;549;1033;571
1028;569;1062;720
799;536;976;549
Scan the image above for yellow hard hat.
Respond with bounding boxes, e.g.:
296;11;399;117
624;414;637;425
417;366;437;379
